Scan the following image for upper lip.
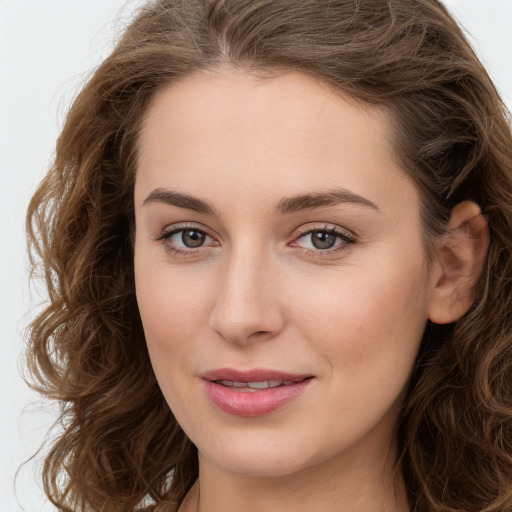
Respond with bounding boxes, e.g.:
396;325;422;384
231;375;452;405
201;368;312;383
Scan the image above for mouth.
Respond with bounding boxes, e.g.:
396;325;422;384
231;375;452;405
201;368;313;389
214;379;302;391
201;368;315;416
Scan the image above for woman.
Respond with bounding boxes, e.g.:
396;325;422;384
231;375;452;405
26;0;512;511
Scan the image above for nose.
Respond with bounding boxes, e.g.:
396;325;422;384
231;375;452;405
208;247;285;345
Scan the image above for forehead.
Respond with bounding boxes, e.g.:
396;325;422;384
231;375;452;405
135;68;417;220
139;67;393;159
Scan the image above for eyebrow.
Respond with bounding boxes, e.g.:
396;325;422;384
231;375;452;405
273;187;380;214
143;188;217;215
142;186;380;215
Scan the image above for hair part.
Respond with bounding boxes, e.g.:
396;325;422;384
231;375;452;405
26;1;512;510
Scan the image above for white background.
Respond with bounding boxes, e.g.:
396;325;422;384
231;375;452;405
1;1;511;510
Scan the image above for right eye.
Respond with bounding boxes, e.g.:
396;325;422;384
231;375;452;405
156;225;219;255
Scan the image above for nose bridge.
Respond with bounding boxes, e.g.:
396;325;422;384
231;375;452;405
209;241;284;344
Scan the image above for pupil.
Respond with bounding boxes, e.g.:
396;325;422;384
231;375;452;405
182;229;205;248
312;231;336;249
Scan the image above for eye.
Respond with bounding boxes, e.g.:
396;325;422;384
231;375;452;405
156;224;219;255
291;225;356;254
175;228;208;248
306;231;339;250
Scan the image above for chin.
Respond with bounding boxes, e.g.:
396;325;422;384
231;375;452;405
195;429;335;479
204;450;312;479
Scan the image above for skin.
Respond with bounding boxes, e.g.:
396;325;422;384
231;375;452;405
133;68;485;512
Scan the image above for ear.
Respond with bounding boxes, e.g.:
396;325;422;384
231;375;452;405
428;201;489;324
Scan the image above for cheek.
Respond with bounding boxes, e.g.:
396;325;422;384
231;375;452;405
136;271;210;357
134;270;207;422
288;256;431;384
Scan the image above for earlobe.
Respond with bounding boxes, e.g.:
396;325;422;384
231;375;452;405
428;201;490;324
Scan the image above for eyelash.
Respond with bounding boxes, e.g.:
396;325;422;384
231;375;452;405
155;223;356;258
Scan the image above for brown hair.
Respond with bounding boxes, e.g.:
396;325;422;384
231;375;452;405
26;0;512;511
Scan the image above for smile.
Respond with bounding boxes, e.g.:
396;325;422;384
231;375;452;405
216;380;297;390
201;369;314;416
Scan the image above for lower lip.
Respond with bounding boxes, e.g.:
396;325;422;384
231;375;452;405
203;379;313;417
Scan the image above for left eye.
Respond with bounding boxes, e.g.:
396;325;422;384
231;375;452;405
294;229;354;251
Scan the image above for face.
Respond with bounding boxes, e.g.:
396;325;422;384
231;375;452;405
134;68;438;479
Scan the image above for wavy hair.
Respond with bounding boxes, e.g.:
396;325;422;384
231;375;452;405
26;0;512;510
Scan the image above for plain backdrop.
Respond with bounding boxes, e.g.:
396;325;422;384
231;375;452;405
1;1;511;510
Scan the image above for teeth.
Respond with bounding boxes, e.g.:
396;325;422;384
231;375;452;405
248;381;272;389
218;380;296;389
